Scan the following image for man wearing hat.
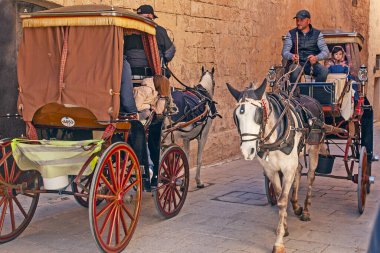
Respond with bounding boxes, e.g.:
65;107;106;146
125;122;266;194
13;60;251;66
124;4;176;77
282;10;329;83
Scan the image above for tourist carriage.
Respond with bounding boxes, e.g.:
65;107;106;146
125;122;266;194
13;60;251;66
265;30;376;214
0;5;190;252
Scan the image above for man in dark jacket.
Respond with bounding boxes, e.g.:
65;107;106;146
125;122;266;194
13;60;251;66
124;5;176;77
282;10;329;83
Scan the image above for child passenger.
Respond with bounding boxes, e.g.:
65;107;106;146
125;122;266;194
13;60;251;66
325;46;358;101
325;46;349;74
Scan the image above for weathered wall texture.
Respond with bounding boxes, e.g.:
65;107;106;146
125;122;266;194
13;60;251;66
9;0;371;165
368;0;380;120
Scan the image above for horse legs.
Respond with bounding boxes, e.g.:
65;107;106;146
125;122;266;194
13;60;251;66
273;170;295;253
291;162;303;216
300;144;320;221
195;124;211;188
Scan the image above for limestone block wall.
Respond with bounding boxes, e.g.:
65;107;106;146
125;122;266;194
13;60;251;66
26;0;370;166
368;0;380;120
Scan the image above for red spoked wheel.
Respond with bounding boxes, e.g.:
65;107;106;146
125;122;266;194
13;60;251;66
0;141;40;243
357;146;367;214
89;142;142;253
154;145;189;219
72;174;103;208
264;175;277;206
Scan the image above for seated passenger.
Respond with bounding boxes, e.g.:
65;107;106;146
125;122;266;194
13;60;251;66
325;46;358;101
133;77;157;120
120;56;138;115
124;5;176;78
325;46;349;74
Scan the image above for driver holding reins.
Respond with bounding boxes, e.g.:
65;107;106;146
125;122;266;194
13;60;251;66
282;10;330;83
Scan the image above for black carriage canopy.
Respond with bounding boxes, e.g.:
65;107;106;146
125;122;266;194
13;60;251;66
17;5;161;122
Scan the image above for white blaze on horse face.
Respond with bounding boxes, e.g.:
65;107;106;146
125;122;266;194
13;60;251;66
236;103;261;160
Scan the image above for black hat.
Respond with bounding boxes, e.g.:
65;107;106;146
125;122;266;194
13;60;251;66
137;5;158;19
293;9;311;19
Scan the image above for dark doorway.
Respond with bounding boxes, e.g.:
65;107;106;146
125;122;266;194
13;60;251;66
0;1;59;139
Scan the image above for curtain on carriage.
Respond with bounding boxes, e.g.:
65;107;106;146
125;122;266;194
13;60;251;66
345;43;361;78
17;26;124;122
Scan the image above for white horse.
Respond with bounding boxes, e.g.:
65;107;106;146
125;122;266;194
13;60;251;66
164;67;217;188
227;80;322;253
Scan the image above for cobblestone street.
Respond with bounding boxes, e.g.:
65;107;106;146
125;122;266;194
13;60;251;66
1;123;379;253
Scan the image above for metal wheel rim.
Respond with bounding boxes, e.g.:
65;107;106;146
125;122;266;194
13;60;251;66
154;146;189;219
265;176;277;206
89;142;142;253
358;146;367;214
0;142;39;243
72;174;103;208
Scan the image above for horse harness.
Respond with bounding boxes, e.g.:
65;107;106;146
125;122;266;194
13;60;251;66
234;92;324;157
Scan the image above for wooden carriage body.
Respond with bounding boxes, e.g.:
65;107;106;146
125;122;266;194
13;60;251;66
1;6;189;252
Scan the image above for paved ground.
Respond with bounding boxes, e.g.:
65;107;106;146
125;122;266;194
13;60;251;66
2;123;379;253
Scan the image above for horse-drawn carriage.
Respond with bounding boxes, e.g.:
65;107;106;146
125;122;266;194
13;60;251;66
227;30;376;253
0;5;204;252
264;30;376;214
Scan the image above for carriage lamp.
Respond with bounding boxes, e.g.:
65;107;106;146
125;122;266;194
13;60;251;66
358;64;368;83
267;66;276;87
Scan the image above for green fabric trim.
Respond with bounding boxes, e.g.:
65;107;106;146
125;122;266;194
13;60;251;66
11;139;104;178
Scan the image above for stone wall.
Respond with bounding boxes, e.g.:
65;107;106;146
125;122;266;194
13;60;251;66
12;0;371;166
368;0;380;120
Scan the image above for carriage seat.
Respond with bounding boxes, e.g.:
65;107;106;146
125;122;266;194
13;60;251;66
326;73;348;102
33;103;111;130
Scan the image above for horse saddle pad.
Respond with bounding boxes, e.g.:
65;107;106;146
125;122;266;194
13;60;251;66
171;90;205;123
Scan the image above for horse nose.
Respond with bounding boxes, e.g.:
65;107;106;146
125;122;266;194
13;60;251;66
250;148;255;155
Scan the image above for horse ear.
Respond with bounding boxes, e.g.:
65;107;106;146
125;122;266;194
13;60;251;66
254;79;267;99
248;82;254;89
226;83;242;101
211;67;215;75
201;66;205;74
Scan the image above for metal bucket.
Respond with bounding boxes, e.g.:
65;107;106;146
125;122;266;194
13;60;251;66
315;155;335;174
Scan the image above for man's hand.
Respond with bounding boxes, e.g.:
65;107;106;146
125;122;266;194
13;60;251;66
307;55;318;65
292;54;299;62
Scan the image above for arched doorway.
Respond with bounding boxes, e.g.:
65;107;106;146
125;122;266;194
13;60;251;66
0;0;61;138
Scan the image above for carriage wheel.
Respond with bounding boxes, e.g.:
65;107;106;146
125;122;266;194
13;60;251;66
264;173;283;206
264;175;277;206
0;141;40;243
154;145;189;219
72;174;104;208
366;160;372;194
357;146;367;214
89;142;142;253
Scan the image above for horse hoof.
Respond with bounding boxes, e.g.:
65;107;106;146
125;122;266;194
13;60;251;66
294;207;303;216
272;245;285;253
197;183;205;189
300;213;311;222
